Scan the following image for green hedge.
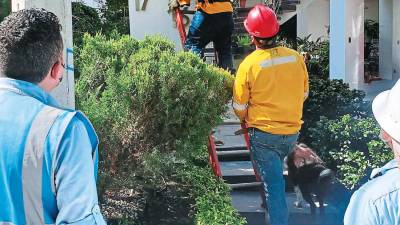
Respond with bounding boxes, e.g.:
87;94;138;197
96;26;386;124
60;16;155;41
76;34;244;224
308;115;393;189
296;37;393;190
301;78;368;143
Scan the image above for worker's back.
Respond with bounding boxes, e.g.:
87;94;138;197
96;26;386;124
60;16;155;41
196;0;233;14
178;0;233;14
0;79;104;225
0;81;60;224
234;46;309;135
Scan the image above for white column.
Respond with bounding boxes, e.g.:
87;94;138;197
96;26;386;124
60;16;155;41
329;0;346;81
297;0;330;41
129;0;193;51
391;0;400;81
12;0;75;108
379;0;393;80
330;0;364;89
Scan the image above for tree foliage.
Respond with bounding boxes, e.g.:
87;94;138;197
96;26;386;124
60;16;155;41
0;0;11;22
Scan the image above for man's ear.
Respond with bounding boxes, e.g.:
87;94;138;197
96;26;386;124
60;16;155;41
392;140;400;169
251;36;257;45
50;61;63;82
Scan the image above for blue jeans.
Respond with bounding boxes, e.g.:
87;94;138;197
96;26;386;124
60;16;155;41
249;128;299;225
185;10;234;72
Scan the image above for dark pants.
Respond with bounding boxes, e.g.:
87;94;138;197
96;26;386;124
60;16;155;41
185;10;234;72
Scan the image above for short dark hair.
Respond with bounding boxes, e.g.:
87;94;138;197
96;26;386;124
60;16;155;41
0;8;63;83
254;35;277;49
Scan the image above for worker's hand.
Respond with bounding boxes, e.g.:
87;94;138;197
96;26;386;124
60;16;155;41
234;128;247;136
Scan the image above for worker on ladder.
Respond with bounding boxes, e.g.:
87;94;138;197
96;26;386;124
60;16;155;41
169;0;234;73
232;5;309;225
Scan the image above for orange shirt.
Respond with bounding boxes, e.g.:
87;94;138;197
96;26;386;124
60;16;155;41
179;0;233;14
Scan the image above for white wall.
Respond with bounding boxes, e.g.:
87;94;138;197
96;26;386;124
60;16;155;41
392;0;400;80
129;0;194;51
379;0;393;80
12;0;75;108
243;0;263;7
345;0;364;89
73;0;103;9
297;0;330;41
330;0;365;90
365;0;379;21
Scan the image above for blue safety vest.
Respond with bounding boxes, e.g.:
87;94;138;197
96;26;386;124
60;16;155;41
344;159;400;225
0;78;106;225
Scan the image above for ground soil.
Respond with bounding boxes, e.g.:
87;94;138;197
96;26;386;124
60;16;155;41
101;178;195;225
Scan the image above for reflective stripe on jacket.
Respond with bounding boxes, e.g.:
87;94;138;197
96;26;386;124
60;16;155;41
233;46;309;135
0;78;106;225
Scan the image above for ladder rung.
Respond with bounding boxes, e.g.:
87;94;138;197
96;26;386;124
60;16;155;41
216;146;248;151
221;120;241;125
217;150;249;157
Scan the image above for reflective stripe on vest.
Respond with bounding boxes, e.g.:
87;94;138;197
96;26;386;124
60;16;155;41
22;106;63;225
0;223;54;225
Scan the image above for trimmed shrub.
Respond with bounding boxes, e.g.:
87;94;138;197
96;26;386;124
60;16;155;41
76;34;233;169
76;34;243;224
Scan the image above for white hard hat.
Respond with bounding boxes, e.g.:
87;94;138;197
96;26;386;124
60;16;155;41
372;79;400;142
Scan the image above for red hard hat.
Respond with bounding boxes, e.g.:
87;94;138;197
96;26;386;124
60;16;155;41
244;4;280;38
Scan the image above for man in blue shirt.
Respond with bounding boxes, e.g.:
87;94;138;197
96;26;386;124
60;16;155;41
0;9;106;224
344;80;400;225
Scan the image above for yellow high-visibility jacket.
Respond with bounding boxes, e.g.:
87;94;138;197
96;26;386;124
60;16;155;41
179;0;233;14
233;46;309;135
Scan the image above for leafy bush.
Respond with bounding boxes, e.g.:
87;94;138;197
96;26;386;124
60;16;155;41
142;148;246;225
77;33;232;169
300;78;368;143
308;115;393;189
76;34;243;224
235;34;252;47
296;35;329;79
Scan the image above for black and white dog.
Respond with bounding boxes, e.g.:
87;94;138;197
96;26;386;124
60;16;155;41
286;143;335;214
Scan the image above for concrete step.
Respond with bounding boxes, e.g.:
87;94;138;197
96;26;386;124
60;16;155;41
221;161;257;184
286;192;343;225
220;161;255;177
231;191;343;225
213;124;248;151
229;182;262;190
231;190;267;225
220;160;296;192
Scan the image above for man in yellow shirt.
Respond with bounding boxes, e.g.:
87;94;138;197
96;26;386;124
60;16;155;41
233;5;309;225
169;0;234;72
